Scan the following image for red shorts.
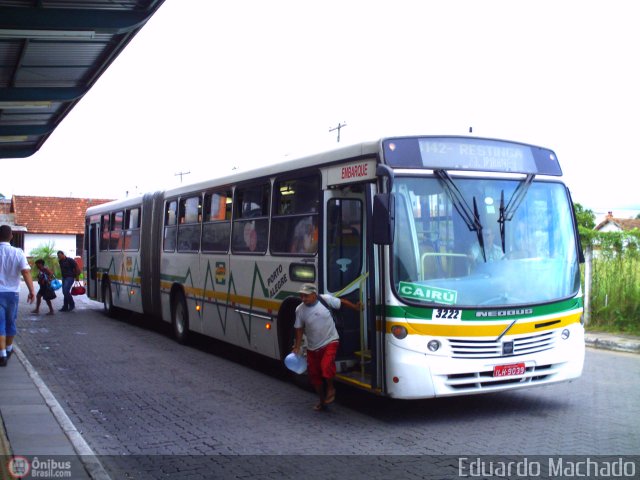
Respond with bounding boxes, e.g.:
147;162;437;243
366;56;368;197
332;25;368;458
306;341;339;387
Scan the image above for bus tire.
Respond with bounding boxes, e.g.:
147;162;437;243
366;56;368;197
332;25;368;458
102;278;116;317
172;292;190;345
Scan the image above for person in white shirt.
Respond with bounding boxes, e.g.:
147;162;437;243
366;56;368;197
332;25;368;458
292;283;361;411
470;228;505;263
0;225;35;366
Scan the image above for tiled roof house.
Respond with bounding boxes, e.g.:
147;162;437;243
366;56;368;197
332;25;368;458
5;196;113;258
595;212;640;233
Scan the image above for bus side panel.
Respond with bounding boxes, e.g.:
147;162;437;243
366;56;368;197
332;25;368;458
199;253;233;341
110;250;144;314
226;255;284;359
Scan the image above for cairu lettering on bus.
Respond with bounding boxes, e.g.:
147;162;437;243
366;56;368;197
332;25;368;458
398;281;457;305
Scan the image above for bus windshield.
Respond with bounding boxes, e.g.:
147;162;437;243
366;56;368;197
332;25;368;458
391;176;580;308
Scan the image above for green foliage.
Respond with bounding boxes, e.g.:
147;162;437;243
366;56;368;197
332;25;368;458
583;230;640;335
573;203;595;230
29;241;61;278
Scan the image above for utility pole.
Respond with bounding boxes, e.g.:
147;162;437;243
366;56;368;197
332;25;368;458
175;171;191;183
329;121;347;142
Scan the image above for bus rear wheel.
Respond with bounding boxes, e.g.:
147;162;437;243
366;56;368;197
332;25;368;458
172;293;190;344
102;279;115;317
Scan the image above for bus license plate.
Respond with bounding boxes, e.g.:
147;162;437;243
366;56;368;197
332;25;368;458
493;363;526;377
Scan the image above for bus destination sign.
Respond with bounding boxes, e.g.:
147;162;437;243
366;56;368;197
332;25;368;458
419;138;537;173
382;136;562;176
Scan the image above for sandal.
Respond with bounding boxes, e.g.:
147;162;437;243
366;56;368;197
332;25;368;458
324;391;336;404
313;403;326;411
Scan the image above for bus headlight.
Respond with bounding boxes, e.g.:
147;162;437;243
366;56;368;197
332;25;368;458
561;329;570;340
391;325;408;339
428;340;441;352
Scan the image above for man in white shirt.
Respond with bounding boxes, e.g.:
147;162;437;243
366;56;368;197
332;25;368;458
470;228;505;263
292;283;360;410
0;225;35;366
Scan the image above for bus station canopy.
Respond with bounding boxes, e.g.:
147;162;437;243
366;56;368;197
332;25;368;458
0;0;166;160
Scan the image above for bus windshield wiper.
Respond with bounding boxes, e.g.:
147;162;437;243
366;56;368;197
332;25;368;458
434;169;486;261
498;174;535;252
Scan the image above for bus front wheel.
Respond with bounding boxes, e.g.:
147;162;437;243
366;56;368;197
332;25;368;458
172;293;190;344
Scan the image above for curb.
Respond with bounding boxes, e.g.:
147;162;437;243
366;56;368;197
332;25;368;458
0;418;11;479
585;335;640;354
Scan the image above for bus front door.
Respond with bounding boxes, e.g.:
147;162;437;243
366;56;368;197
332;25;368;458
324;186;377;392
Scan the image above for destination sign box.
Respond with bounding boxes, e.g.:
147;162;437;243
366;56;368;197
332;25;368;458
383;136;562;176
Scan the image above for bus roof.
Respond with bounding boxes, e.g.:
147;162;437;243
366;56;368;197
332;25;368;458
86;139;381;216
86;135;561;216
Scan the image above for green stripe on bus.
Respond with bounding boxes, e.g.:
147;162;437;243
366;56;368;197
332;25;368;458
384;297;582;321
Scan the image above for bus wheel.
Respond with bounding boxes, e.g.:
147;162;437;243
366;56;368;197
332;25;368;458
102;279;115;317
172;293;190;344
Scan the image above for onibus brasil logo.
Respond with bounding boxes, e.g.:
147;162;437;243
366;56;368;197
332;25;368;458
7;456;72;478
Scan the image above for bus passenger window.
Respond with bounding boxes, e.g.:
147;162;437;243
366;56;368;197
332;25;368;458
100;214;110;251
204;191;232;221
178;196;201;252
202;190;232;253
164;200;177;252
271;174;320;255
288;216;318;254
110;211;123;251
232;183;270;254
124;207;141;251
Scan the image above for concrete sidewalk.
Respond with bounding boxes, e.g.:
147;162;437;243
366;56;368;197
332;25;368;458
0;296;638;479
0;345;109;479
0;286;110;480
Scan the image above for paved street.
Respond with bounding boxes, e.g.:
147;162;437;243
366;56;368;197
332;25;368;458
12;292;640;478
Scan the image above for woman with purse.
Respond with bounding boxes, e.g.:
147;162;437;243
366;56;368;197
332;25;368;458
32;259;56;315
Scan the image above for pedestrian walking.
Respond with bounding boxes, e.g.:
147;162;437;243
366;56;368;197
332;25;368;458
32;258;56;315
291;283;361;411
57;250;80;312
0;225;36;366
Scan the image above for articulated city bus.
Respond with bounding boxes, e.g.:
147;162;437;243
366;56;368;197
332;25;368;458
84;135;585;399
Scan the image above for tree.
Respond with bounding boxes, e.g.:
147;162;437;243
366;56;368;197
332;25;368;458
574;203;595;229
29;241;60;277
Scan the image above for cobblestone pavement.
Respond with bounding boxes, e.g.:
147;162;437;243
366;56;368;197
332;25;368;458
12;294;640;478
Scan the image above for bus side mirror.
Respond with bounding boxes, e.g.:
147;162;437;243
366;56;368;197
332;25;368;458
373;193;395;245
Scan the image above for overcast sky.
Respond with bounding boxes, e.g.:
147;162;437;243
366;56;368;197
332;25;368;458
2;0;638;219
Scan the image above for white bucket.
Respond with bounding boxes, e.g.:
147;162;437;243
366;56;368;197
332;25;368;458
284;352;307;374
